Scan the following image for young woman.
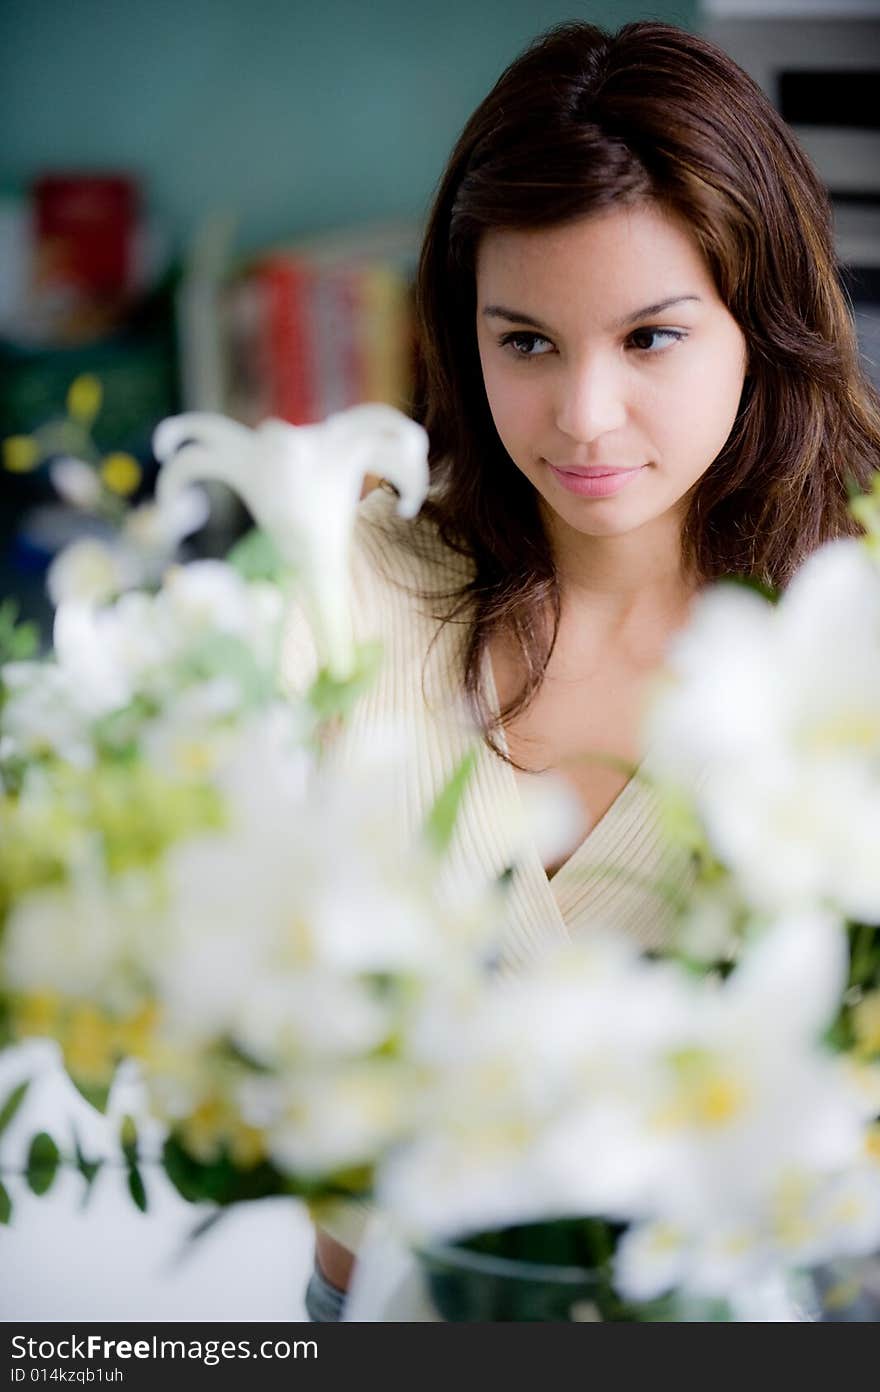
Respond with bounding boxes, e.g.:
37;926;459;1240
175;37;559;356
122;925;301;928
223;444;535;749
297;17;880;1319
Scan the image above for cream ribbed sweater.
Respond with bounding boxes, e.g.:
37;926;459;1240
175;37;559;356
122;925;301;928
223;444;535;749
281;484;693;1252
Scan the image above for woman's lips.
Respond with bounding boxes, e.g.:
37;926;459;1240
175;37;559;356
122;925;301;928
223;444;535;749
545;461;647;498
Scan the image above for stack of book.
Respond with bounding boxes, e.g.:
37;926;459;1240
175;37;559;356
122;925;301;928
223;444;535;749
219;221;420;427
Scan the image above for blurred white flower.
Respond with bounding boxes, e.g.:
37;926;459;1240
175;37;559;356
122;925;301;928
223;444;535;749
647;540;880;919
153;405;429;678
47;537;139;607
1;661;95;766
45;486;210;607
507;770;587;869
3;855;159;1013
122;484;210;582
52;601;139;716
378;910;880;1309
241;1061;413;1176
49;457;103;510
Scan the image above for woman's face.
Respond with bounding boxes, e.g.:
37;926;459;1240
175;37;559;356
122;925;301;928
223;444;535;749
474;203;749;545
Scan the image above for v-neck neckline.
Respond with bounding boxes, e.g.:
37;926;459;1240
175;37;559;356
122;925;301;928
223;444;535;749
482;650;652;892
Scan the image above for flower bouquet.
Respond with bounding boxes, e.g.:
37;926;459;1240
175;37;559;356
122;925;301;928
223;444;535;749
347;477;880;1322
0;403;509;1244
3;399;880;1323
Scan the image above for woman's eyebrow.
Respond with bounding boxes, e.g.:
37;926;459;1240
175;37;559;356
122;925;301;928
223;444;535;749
482;295;702;334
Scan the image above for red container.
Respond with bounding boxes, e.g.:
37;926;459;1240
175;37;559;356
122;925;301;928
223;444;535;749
32;173;139;298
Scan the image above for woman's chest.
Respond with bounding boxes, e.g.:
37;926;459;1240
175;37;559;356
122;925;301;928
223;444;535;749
490;637;658;845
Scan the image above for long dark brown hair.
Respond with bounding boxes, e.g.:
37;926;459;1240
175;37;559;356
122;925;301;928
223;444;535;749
404;18;880;757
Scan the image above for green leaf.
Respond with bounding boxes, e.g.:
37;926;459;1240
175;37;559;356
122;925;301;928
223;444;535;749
422;748;478;856
162;1134;205;1204
187;1209;227;1244
226;527;286;583
127;1163;148;1213
0;599;39;663
167;1209;228;1269
0;1079;30;1139
0;1180;11;1225
307;640;384;725
162;1133;286;1207
70;1076;112;1114
72;1126;103;1204
26;1132;60;1196
92;694;160;760
120;1114;138;1167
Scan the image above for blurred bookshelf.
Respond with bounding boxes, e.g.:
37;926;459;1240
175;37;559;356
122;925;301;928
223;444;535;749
204;219;419;427
0;172;420;636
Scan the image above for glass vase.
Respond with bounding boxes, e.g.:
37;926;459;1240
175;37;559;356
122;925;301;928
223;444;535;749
803;1253;880;1321
413;1223;729;1323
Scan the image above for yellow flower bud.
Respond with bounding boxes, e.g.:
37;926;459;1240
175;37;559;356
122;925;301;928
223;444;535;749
67;374;103;425
3;435;41;473
100;452;142;496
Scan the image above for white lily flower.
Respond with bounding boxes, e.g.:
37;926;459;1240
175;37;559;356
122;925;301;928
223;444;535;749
47;536;140;607
152;405;430;678
647;538;880;919
3;855;159;1013
49;457;103;511
121;485;211;584
240;1061;413;1176
613;1221;691;1303
1;662;95;766
51;601;137;716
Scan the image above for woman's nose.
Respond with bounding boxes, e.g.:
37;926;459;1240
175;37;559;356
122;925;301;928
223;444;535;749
554;356;627;443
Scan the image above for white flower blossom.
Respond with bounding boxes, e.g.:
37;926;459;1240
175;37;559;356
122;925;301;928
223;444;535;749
153;405;429;678
647;540;880;920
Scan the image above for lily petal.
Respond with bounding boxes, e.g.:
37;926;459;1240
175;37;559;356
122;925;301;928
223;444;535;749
152;406;429;677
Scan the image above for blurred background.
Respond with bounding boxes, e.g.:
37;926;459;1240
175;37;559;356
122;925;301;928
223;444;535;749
0;0;878;1321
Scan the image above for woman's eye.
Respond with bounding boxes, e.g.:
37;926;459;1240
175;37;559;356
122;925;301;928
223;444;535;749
499;331;553;358
628;327;687;354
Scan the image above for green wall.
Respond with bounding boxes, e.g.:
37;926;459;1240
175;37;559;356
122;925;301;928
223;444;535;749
1;0;699;256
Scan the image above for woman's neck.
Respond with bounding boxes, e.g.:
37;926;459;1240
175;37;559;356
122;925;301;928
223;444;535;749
541;503;699;654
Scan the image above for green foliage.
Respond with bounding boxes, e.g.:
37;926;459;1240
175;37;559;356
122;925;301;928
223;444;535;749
0;758;226;932
848;921;879;993
0;600;39;666
0;795;73;926
92;694;161;762
25;1132;60;1196
72;1127;103;1207
226;528;286;584
161;1133;285;1207
422;749;478;856
175;632;274;709
0;1180;11;1225
120;1114;138;1167
0;1079;30;1139
307;641;384;726
69;1077;112;1115
127;1164;148;1213
161;1133;373;1213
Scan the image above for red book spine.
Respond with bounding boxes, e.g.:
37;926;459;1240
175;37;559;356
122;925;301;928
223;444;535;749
257;255;316;424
